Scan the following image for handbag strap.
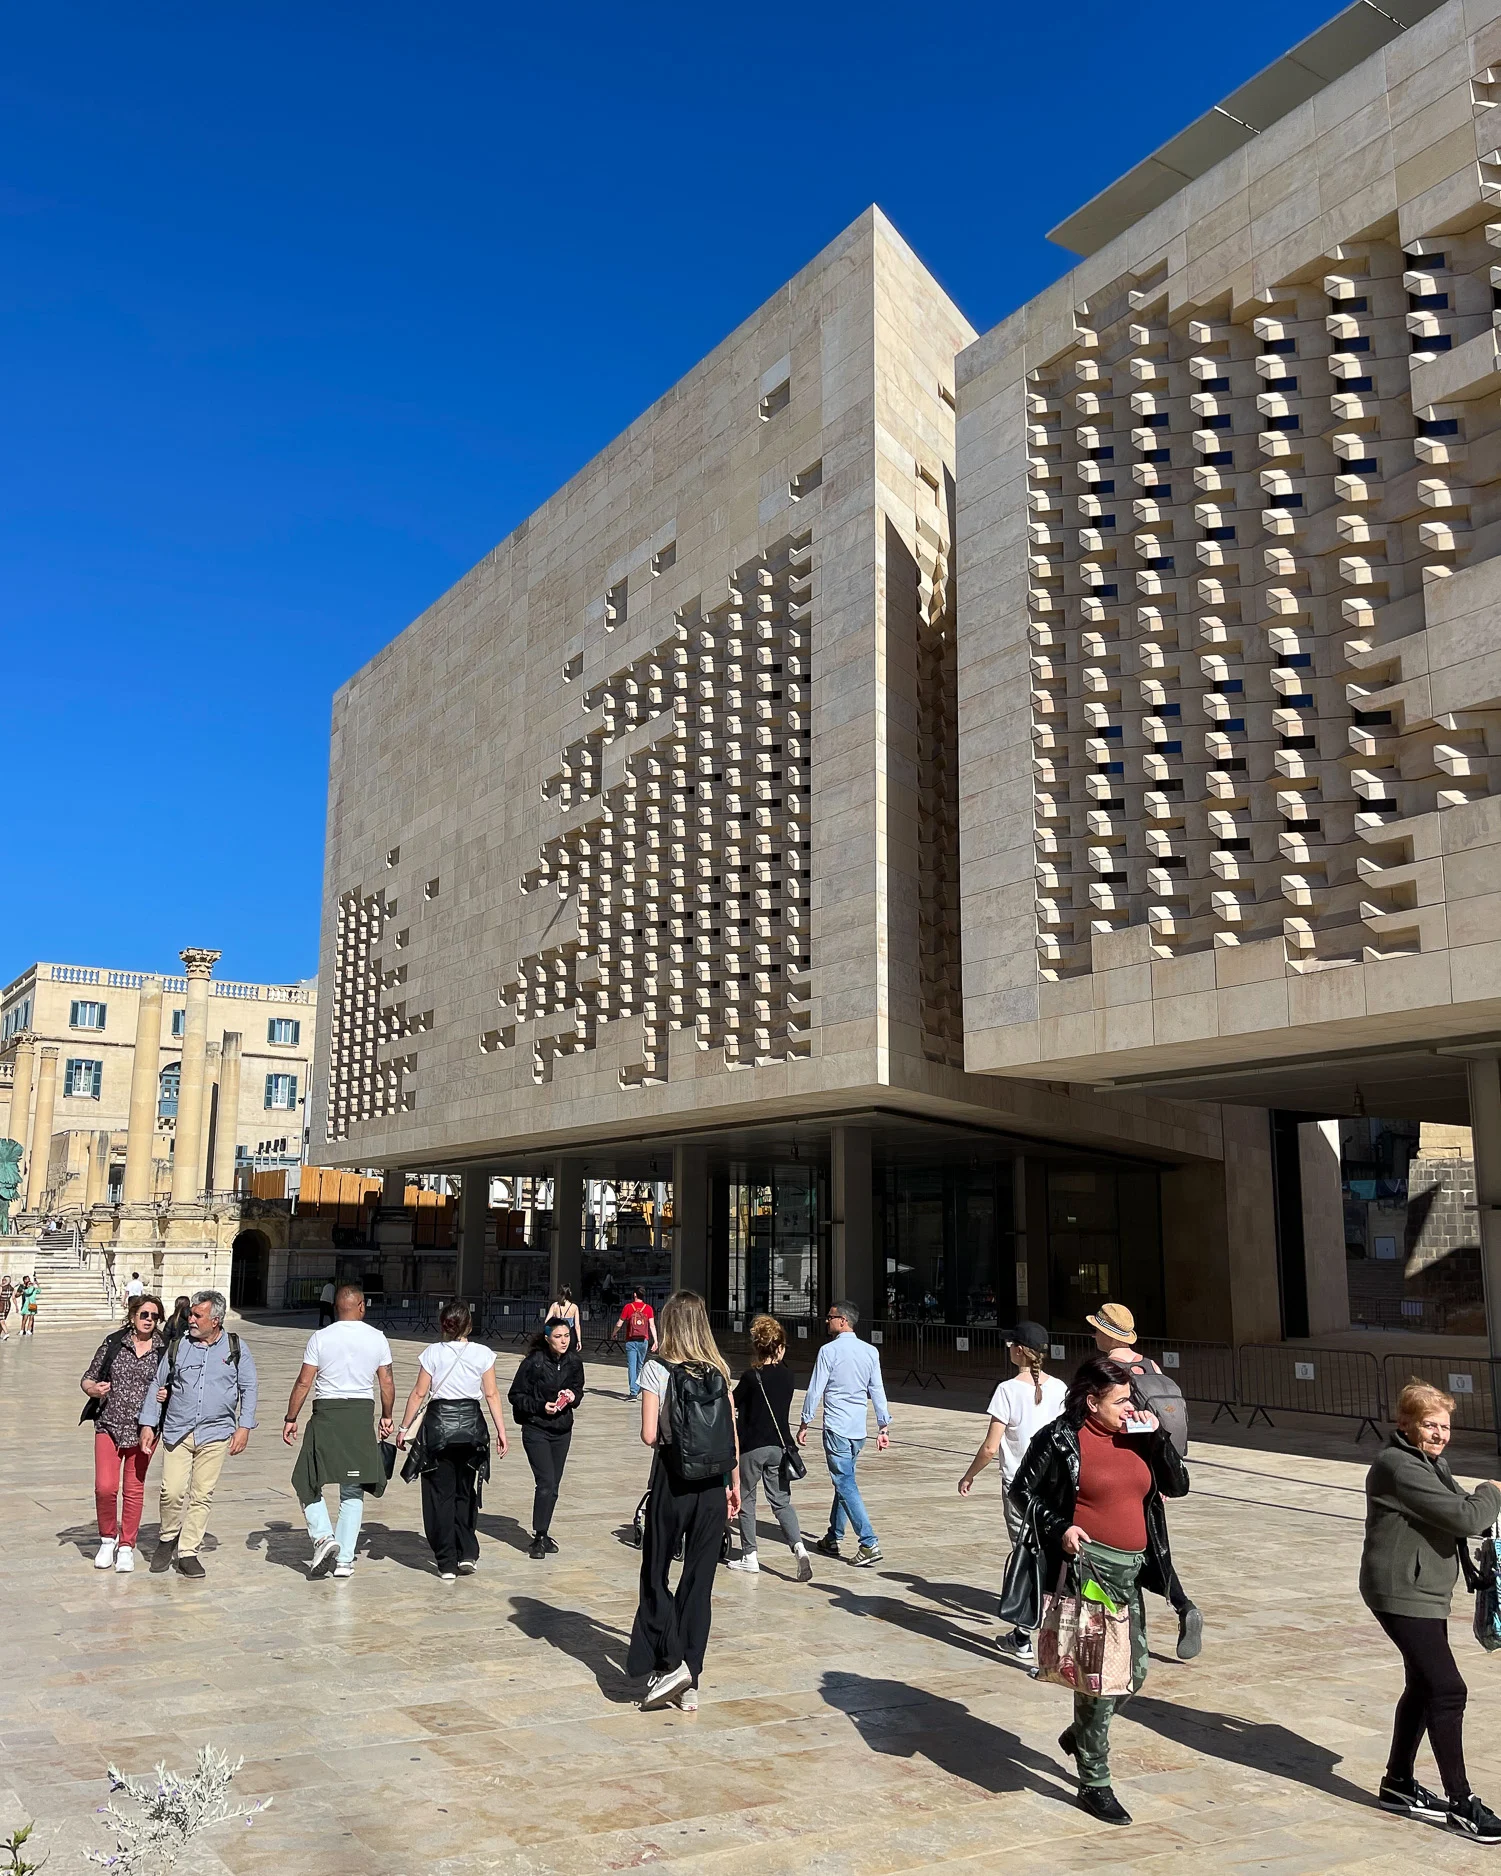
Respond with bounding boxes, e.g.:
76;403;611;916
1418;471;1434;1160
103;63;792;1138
752;1367;793;1459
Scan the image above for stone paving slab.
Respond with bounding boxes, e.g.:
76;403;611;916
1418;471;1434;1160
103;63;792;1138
2;1320;1500;1873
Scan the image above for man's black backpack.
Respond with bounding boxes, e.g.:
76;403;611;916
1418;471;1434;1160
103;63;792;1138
661;1361;736;1483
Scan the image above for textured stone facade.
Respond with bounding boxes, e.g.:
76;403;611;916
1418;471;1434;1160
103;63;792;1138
957;0;1501;1086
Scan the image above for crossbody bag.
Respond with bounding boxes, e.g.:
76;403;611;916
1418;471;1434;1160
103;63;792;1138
752;1367;808;1492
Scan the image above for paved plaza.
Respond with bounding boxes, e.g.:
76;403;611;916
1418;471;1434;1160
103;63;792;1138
2;1320;1500;1873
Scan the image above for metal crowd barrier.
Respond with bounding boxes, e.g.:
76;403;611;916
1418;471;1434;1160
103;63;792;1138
1237;1344;1384;1441
1382;1352;1501;1441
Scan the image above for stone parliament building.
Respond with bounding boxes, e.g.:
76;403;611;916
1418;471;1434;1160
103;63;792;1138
309;0;1500;1353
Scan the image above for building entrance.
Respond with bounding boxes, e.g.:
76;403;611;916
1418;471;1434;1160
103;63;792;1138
875;1159;1014;1323
723;1164;820;1321
1045;1163;1163;1335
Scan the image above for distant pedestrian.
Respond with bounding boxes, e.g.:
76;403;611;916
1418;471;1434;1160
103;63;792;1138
282;1282;394;1580
613;1286;658;1399
19;1275;38;1335
627;1290;739;1712
123;1272;144;1303
509;1320;585;1559
729;1314;812;1580
1010;1353;1188;1826
0;1273;12;1339
797;1300;890;1566
957;1320;1066;1663
1361;1381;1501;1843
137;1290;258;1579
399;1299;508;1581
80;1292;165;1574
543;1286;581;1351
1088;1302;1203;1659
166;1295;191;1343
318;1280;336;1328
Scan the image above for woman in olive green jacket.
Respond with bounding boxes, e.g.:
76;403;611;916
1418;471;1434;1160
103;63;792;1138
1361;1380;1501;1843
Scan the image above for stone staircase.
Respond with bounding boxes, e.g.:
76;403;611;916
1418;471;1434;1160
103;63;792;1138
6;1244;121;1331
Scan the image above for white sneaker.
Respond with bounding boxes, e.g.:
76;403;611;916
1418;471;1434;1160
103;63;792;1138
94;1538;117;1570
308;1535;340;1579
332;1560;354;1579
114;1546;135;1574
727;1552;760;1573
456;1559;477;1574
641;1662;693;1710
439;1571;457;1583
672;1685;699;1711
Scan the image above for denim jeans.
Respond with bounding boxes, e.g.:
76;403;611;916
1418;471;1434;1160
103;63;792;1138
823;1431;876;1547
626;1340;649;1397
304;1484;365;1564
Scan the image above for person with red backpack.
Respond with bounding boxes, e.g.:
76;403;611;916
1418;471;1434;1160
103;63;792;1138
612;1286;658;1400
1087;1303;1202;1660
627;1290;739;1713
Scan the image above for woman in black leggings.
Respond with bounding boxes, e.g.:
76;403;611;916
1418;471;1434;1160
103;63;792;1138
508;1322;585;1560
1361;1379;1501;1843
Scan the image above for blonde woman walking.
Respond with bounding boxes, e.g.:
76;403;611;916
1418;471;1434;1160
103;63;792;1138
958;1320;1066;1663
627;1290;739;1712
729;1314;812;1580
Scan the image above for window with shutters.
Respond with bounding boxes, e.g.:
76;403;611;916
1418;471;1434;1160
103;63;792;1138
69;999;107;1030
64;1057;103;1099
268;1017;301;1046
171;1009;185;1037
158;1063;179;1119
265;1072;298;1110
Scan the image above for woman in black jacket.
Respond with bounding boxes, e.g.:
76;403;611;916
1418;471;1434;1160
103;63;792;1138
1009;1354;1189;1827
508;1321;586;1559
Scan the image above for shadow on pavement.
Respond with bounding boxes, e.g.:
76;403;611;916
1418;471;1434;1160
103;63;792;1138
821;1670;1071;1799
507;1594;636;1703
1124;1694;1375;1808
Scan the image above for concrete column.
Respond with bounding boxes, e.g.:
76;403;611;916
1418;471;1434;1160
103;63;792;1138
25;1046;59;1210
550;1157;584;1299
1468;1056;1501;1369
381;1167;406;1207
671;1144;709;1295
457;1170;489;1300
1300;1119;1350;1336
210;1033;242;1195
1012;1154;1032;1318
170;949;220;1205
199;1041;221;1199
5;1031;34;1153
830;1125;873;1323
122;975;163;1206
86;1130;111;1209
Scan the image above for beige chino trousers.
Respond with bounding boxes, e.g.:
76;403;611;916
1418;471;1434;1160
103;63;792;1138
157;1432;229;1557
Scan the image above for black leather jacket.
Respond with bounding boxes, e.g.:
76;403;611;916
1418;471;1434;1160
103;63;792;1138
508;1347;586;1431
1008;1409;1189;1598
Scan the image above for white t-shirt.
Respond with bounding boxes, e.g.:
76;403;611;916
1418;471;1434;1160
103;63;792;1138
639;1356;672;1400
124;1279;144;1300
987;1372;1068;1483
304;1321;394;1400
419;1341;496;1400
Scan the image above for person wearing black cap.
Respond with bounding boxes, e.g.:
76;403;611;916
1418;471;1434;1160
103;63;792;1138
957;1320;1065;1664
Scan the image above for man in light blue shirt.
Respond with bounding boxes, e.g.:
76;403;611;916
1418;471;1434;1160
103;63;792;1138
797;1299;891;1565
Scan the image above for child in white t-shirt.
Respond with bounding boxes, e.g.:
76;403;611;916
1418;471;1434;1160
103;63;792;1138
957;1321;1066;1662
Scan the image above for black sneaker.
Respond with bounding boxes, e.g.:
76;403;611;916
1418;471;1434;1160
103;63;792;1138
1076;1785;1131;1825
149;1535;178;1575
813;1534;842;1559
1379;1774;1447;1822
528;1533;547;1560
1176;1603;1203;1661
1449;1794;1501;1843
175;1554;206;1580
543;1535;558;1554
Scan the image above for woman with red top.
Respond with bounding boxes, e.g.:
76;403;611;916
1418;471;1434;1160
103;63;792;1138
1009;1353;1189;1826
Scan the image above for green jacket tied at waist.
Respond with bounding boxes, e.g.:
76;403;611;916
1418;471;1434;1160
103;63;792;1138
292;1399;388;1507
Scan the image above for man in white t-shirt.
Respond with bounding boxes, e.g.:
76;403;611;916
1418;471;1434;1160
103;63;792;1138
957;1320;1066;1664
124;1273;145;1302
282;1283;395;1579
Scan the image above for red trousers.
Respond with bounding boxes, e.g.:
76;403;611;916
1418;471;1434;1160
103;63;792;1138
94;1430;152;1545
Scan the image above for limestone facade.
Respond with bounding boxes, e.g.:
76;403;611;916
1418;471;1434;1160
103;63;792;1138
956;0;1501;1089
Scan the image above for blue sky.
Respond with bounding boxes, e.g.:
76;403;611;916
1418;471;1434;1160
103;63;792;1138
7;0;1336;986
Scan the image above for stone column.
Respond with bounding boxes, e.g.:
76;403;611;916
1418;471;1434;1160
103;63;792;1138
830;1125;873;1322
85;1129;111;1209
210;1033;242;1195
199;1041;222;1198
1468;1056;1501;1372
456;1170;489;1300
671;1144;708;1295
122;975;163;1206
170;949;220;1205
25;1046;59;1210
550;1158;584;1299
6;1031;35;1153
1299;1119;1350;1336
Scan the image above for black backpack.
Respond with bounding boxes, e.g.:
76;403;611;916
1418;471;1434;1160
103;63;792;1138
79;1325;134;1424
661;1361;736;1483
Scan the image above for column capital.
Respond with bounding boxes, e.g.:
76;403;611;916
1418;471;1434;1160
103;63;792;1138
37;1043;58;1062
1;1028;36;1058
179;948;222;979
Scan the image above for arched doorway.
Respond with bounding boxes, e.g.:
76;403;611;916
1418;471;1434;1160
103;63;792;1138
230;1229;270;1309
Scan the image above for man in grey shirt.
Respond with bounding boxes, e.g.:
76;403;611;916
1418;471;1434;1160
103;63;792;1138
139;1289;257;1579
797;1299;891;1566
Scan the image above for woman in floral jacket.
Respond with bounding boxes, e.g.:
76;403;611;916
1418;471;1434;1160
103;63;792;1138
80;1294;166;1574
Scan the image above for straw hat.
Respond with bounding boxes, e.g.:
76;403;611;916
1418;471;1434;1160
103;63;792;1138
1085;1302;1137;1343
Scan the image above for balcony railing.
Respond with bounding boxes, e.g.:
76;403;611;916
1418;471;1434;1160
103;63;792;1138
46;963;312;1003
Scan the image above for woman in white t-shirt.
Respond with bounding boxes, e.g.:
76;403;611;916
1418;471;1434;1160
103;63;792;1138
398;1300;509;1581
957;1320;1066;1662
